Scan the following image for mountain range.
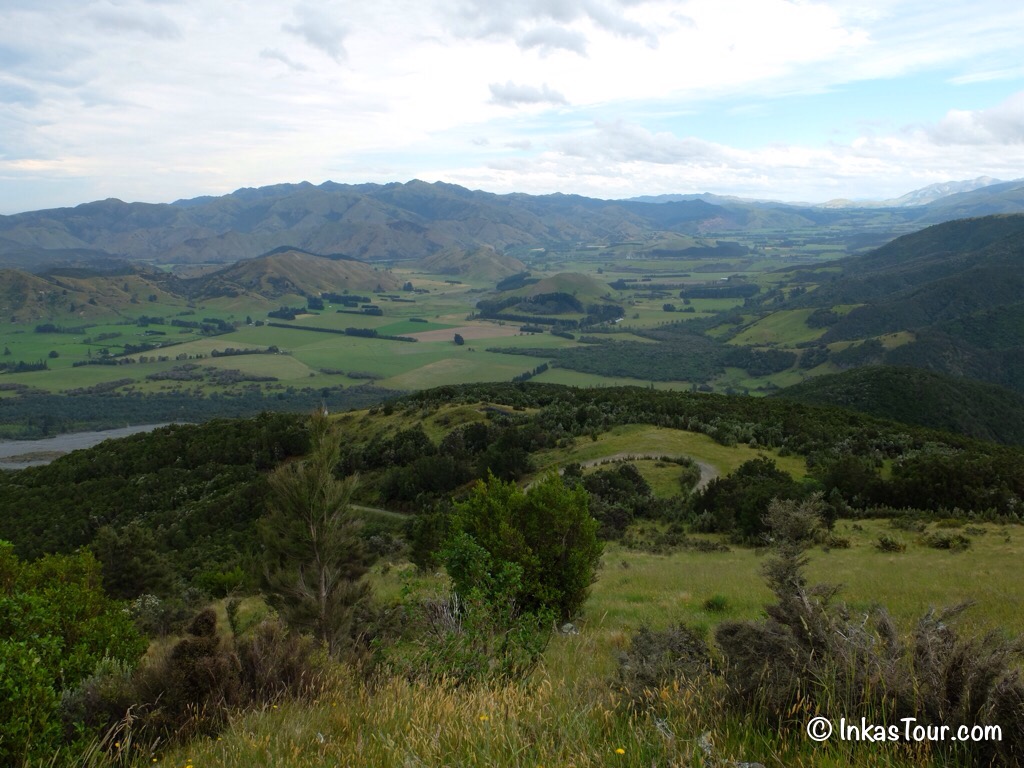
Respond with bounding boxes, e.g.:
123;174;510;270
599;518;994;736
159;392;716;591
3;178;1023;271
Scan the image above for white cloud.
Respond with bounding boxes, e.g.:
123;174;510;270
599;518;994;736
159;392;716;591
260;47;309;72
929;92;1024;146
517;25;589;55
489;81;568;106
88;7;182;39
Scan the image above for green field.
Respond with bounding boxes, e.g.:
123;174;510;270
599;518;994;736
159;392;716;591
0;242;882;403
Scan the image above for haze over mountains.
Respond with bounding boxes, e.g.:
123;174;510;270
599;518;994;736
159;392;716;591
2;177;1023;272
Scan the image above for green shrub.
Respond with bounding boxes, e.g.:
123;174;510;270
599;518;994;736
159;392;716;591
0;542;146;764
875;534;907;553
444;472;602;621
922;532;971;551
702;595;729;613
0;639;62;765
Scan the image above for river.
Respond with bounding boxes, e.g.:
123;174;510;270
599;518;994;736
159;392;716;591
0;424;177;469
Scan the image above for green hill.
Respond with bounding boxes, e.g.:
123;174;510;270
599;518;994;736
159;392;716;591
509;271;613;304
779;215;1024;392
774;366;1024;445
196;249;402;298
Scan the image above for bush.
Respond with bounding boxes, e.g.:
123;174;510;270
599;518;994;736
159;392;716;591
922;532;971;551
875;534;907;553
702;595;729;613
132;609;241;739
387;585;552;686
713;499;1024;767
616;623;712;710
235;619;329;702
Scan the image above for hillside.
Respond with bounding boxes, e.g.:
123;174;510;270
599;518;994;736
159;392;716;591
417;245;527;280
0;250;400;320
196;249;402;298
0;266;182;322
780;215;1024;391
773;366;1024;446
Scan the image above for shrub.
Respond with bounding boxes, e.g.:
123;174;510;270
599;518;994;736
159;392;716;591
388;587;552;686
922;532;971;551
235;619;329;702
876;534;907;553
616;623;712;710
702;595;729;613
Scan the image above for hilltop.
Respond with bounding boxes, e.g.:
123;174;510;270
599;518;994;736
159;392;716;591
773;366;1024;446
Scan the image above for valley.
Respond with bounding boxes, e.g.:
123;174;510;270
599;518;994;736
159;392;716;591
3;179;1024;768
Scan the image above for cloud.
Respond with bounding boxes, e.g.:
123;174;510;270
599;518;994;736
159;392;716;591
517;25;588;55
504;139;533;149
260;47;309;72
283;4;349;63
489;81;568;106
929;92;1024;145
451;0;661;49
560;120;724;165
88;7;182;39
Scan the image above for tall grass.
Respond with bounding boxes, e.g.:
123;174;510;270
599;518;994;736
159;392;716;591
58;519;1023;768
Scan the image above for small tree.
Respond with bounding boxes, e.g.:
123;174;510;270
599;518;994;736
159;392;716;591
259;411;370;657
444;472;602;621
453;333;465;346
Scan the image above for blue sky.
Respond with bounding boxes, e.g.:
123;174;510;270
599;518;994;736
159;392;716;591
1;0;1023;214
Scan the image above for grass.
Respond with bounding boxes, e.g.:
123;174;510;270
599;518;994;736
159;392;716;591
136;516;1022;768
728;308;827;347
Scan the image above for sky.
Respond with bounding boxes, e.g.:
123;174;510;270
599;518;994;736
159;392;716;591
1;0;1024;214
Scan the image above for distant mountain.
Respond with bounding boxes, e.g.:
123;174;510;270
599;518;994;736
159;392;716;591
819;177;1008;209
3;178;1024;272
417;245;527;281
774;366;1024;446
887;177;1004;207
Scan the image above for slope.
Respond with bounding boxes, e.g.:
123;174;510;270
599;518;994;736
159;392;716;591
774;366;1024;446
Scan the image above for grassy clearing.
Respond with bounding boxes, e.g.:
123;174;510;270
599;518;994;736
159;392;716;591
728;308;827;347
531;424;807;478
